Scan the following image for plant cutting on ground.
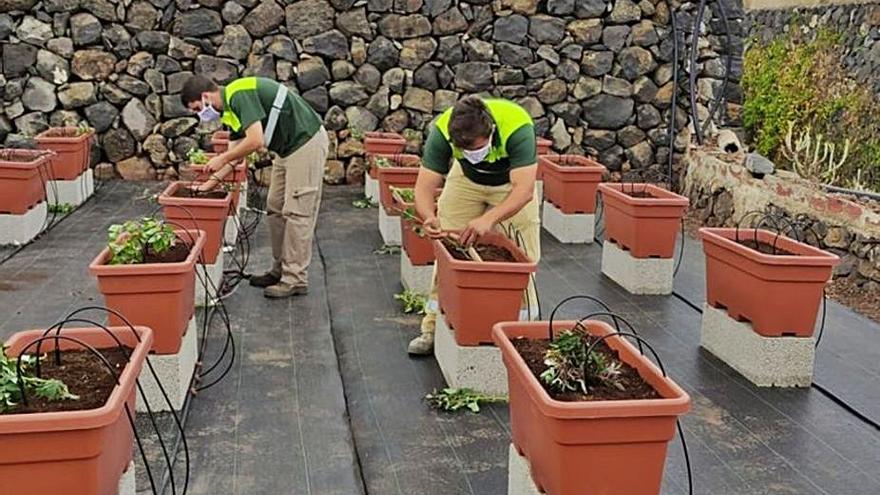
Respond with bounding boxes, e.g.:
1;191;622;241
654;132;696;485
48;203;74;214
373;244;400;255
424;388;507;413
352;196;378;209
107;217;181;265
394;289;426;314
0;345;78;413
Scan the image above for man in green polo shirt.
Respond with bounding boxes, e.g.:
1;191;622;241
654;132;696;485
181;75;329;298
408;96;541;355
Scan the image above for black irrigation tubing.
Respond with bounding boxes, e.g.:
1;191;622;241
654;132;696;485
667;7;681;192
689;0;709;145
546;294;613;340
701;0;733;139
56;306;193;494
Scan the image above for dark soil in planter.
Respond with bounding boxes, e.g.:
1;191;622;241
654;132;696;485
143;243;190;263
621;189;656;198
40;128;82;138
4;347;133;414
443;240;518;262
738;239;797;256
171;188;227;199
512;336;660;402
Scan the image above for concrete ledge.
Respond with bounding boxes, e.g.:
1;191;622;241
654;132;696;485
542;201;595;244
195;250;224;307
400;252;433;295
508;444;541;495
435;313;507;395
379;207;401;245
601;240;674;295
365;174;379;202
48;168;94;207
0;201;47;246
119;461;135;495
700;304;814;387
137;317;198;412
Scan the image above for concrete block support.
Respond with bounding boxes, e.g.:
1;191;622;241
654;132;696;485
379;207;401;245
508;444;541;495
224;214;240;246
137;317;198;412
0;202;47;246
400;252;433;295
541;201;595;244
195;250;224;307
47;168;94;207
435;313;507;396
118;462;135;495
365;174;379;202
700;304;815;387
601;240;674;295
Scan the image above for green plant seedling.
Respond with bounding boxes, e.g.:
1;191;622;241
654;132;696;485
107;217;177;265
394;289;427;314
372;244;401;255
425;388;507;413
540;328;624;395
352;196;378;209
48;203;75;214
186;148;209;165
1;345;78;413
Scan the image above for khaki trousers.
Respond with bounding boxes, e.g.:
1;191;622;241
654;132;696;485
265;127;329;286
419;160;541;335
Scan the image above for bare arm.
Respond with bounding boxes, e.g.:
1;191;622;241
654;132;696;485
414;167;445;237
198;123;265;189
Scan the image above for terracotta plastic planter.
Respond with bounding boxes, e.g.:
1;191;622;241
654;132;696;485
35;127;94;180
0;149;51;215
540;155;607;214
158;181;232;264
493;320;691;495
394;203;434;267
90;229;204;354
599;183;689;258
0;325;153;495
535;138;552;180
190;157;247;210
435;232;537;345
700;228;839;337
364;131;406;157
211;130;230;153
375;154;421;214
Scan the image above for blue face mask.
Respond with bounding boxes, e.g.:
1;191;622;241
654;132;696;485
198;100;221;123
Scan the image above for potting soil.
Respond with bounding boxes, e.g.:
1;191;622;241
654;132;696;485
4;347;132;414
512;335;660;402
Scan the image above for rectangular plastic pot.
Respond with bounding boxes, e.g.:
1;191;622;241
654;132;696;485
535;138;552;180
599;183;689;258
0;149;51;215
35;127;94;180
211;130;230;153
158;181;232;264
540;155;607;214
90;229;204;354
395;202;434;266
364;131;406;157
189;157;247;210
700;228;839;337
0;326;153;495
435;232;537;345
493;320;691;495
375;154;421;214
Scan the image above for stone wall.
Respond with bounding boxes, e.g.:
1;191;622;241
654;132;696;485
0;0;742;183
746;2;880;97
685;149;880;283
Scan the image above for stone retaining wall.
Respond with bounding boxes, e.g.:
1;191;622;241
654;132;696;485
0;0;742;182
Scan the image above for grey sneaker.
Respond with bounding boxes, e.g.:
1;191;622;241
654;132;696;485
263;283;309;298
407;332;434;355
249;271;281;288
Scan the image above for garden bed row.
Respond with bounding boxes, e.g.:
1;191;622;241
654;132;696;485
371;132;840;493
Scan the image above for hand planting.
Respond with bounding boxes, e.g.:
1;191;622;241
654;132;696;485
1;345;78;413
107;217;177;265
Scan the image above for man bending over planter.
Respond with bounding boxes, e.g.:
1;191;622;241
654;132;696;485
408;96;541;355
181;75;329;299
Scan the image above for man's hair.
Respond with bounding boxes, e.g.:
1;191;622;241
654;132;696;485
448;96;494;149
180;75;218;106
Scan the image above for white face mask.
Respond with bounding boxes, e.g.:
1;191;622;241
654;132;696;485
461;131;493;163
198;99;221;123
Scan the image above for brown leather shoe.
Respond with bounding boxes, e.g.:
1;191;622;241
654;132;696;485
263;283;309;298
249;272;281;288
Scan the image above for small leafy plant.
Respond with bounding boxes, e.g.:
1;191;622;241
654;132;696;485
107;217;177;265
540;329;624;395
75;122;93;136
349;125;364;141
373;244;401;255
1;345;78;413
390;186;415;203
374;157;392;169
394;290;427;314
425;388;507;413
352;196;378;209
187;147;209;165
48;203;74;214
402;129;421;140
